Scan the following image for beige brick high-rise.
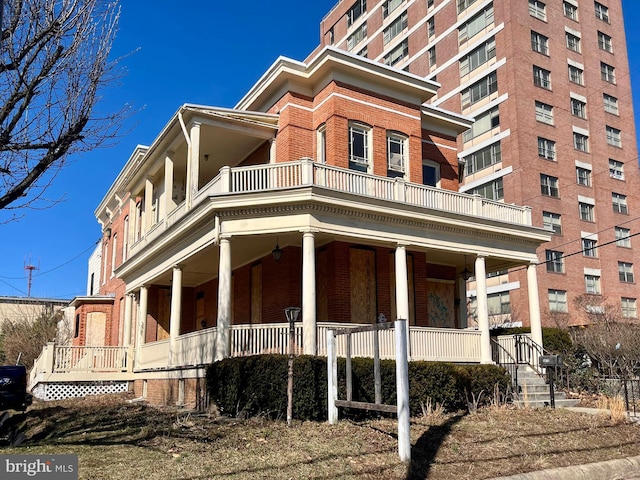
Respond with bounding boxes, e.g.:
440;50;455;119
313;0;640;326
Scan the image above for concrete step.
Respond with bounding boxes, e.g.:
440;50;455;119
513;398;581;408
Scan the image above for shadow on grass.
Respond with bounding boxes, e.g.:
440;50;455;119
406;413;467;480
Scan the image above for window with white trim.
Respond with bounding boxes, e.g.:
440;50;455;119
549;289;568;312
463;106;499;142
459;38;496;76
465;142;501;174
571;98;586;119
529;0;546;20
574;132;589;152
603;93;619;115
459;5;494;44
383;0;403;17
422;160;440;187
563;1;578;20
540;173;559;197
598;31;613;52
348;22;367;50
531;31;549;55
488;292;511;315
582;237;597;257
546;250;564;273
568;65;584;85
612;192;628;214
594;1;609;22
347;0;366;27
122;216;129;262
619;262;634;283
606;126;621;147
535;101;554;125
538;137;556;160
317;125;326;163
348;123;371;172
615;226;631;248
601;62;615;83
579;202;594;221
566;32;581;52
533;66;551;89
383;12;406;44
461;72;497;109
576;167;591;186
469;177;504;200
622;297;637;318
609;159;624;180
543;211;562;235
585;274;601;294
387;132;407;177
384;39;408;66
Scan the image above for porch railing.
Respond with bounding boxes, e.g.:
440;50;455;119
130;160;533;255
230;323;303;357
54;346;130;372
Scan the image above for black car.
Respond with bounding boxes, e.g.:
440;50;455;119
0;365;33;411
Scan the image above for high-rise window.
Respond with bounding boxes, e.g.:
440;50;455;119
463;107;499;142
459;38;496;76
618;262;634;283
603;93;619;115
606;126;622;147
459;6;494;43
383;12;407;44
585;274;601;294
529;0;546;20
565;32;581;52
535;101;554;125
428;17;435;38
598;31;613;52
609;159;624;180
348;23;367;50
546;250;564;273
533;66;551;89
384;39;408;66
582;237;597;257
549;289;568;312
461;72;498;108
615;226;631;248
579;202;594;222
571;98;586;119
465;142;501;174
568;65;584;85
347;0;366;27
531;31;549;55
540;174;559;197
601;62;616;83
383;0;403;17
469;178;504;201
576;166;591;186
563;1;578;20
594;1;609;22
458;0;479;14
538;137;556;160
574;132;589;152
543;211;562;235
612;192;628;214
428;47;436;67
622;298;638;318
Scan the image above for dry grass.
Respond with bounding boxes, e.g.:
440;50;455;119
1;394;639;480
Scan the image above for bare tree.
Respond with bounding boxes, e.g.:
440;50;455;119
0;0;126;216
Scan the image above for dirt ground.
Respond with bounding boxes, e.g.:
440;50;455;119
0;393;639;480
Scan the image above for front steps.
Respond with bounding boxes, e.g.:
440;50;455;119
513;366;580;408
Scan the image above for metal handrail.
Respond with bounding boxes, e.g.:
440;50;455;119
491;339;519;392
514;334;547;375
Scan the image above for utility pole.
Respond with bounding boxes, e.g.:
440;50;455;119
24;260;39;297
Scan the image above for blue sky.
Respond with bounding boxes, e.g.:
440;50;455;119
0;0;639;299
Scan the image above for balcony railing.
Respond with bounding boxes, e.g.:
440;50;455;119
130;160;532;255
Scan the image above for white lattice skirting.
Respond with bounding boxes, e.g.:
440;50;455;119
32;381;129;401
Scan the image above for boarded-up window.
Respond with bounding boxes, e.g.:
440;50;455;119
350;248;377;323
317;249;328;321
157;288;171;340
86;312;106;346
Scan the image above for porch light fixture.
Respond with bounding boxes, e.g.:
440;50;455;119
461;255;472;281
272;238;283;261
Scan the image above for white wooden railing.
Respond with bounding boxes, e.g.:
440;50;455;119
173;327;217;366
130;160;533;255
230;323;303;356
137;339;170;370
53;346;130;372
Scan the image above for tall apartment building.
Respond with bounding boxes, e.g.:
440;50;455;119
313;0;640;327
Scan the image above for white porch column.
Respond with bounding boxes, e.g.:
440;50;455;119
395;244;410;357
458;276;468;329
144;176;154;233
475;255;492;364
302;231;317;355
269;138;277;164
186;121;201;209
215;236;232;360
169;265;183;365
123;293;133;346
164;151;176;216
135;286;148;368
527;263;544;349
